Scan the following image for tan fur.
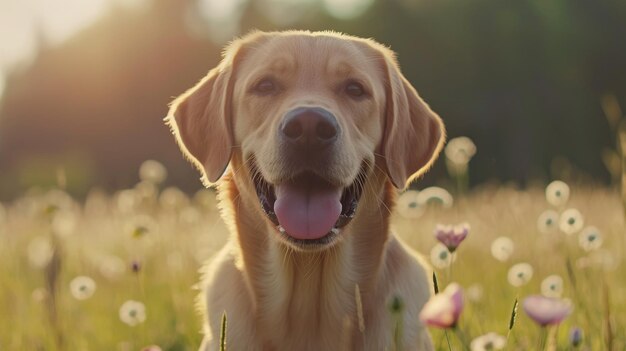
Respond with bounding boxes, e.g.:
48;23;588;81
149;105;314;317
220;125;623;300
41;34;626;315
167;30;445;351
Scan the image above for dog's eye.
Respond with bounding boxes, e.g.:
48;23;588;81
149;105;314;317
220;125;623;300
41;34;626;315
345;81;365;98
252;78;277;94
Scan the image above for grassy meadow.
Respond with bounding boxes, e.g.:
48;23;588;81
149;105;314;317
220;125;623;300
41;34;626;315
0;175;624;350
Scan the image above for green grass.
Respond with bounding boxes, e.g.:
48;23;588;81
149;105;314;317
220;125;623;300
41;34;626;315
0;185;623;350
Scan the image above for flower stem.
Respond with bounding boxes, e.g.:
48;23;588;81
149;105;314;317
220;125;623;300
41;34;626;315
444;330;453;351
453;326;471;351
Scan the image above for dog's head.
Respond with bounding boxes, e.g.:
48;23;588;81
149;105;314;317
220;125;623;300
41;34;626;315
167;31;445;251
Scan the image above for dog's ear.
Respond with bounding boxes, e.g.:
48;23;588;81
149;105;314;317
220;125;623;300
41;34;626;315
380;54;446;190
166;44;241;186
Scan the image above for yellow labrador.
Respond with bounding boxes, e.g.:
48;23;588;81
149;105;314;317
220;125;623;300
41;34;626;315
166;30;445;351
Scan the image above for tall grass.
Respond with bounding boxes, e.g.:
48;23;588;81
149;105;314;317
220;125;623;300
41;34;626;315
0;184;623;350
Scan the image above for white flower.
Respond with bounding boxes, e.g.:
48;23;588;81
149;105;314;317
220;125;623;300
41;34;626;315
541;275;564;298
430;243;455;269
545;180;570;207
490;237;514;262
119;300;146;326
139;160;167;184
70;276;96;300
445;137;477;165
159;187;189;209
466;283;484;303
507;263;534;287
51;210;78;238
417;187;453;208
470;332;506;351
578;226;603;252
559;208;584;235
537;210;559;234
27;236;54;269
396;190;424;219
98;255;127;281
31;288;48;302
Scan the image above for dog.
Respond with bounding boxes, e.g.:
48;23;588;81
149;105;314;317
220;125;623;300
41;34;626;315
166;30;445;351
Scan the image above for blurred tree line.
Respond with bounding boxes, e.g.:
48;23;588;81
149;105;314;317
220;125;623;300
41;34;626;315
0;0;624;199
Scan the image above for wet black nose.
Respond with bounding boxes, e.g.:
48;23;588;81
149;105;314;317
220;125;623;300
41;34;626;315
280;107;339;148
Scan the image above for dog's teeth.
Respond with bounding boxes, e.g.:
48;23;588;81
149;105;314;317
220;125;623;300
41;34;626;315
331;227;340;235
277;225;286;233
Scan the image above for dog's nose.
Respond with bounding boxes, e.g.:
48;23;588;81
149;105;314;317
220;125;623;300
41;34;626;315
280;107;339;148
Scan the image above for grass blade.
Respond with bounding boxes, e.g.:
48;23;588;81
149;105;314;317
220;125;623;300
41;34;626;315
220;311;227;351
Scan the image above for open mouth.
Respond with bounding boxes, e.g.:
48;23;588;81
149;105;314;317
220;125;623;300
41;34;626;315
253;167;364;246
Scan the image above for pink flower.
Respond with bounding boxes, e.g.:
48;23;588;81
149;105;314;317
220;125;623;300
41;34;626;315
435;223;470;253
419;283;464;328
522;295;572;326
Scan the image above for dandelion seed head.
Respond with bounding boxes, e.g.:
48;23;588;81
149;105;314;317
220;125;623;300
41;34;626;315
159;187;189;210
470;332;506;351
540;275;564;298
139;160;167;184
507;263;534;287
119;300;146;326
51;210;78;238
397;190;424;219
31;287;48;302
559;208;584;235
98;255;127;281
416;187;454;208
70;276;96;300
537;210;559;234
490;236;514;262
27;236;54;269
578;226;603;252
545;180;570;207
445;137;476;169
430;243;455;269
466;283;484;303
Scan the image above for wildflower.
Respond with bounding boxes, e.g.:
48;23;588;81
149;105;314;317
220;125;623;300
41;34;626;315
507;263;533;287
419;283;464;328
416;187;454;208
470;332;506;351
159;187;189;210
430;243;455;269
139;160;167;184
119;300;146;326
27;236;54;269
522;295;572;326
466;283;484;303
490;236;514;262
397;190;424;219
131;260;142;273
98;255;127;281
559;208;584;235
70;276;96;300
537;210;559;234
434;223;469;253
545;180;570;207
569;327;583;347
51;210;78;238
540;275;564;298
578;226;603;252
31;288;48;302
116;189;138;214
445;137;476;174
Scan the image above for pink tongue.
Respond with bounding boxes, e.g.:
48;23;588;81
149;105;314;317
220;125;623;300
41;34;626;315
274;182;342;240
